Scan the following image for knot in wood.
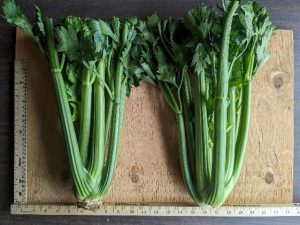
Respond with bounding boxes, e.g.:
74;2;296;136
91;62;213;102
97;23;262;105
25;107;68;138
273;74;284;89
265;172;274;184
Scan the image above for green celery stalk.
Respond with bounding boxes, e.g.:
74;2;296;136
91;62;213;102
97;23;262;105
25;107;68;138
225;52;254;198
181;67;195;178
225;87;236;184
88;60;106;183
194;71;206;197
79;67;93;166
92;63;127;199
208;1;239;207
105;51;115;143
45;18;95;200
89;23;131;199
176;112;202;203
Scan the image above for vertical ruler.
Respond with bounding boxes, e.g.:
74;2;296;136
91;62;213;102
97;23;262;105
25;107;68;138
14;59;27;204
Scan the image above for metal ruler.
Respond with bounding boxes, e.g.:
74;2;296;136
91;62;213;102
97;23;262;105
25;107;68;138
10;204;300;217
14;59;28;204
12;59;300;217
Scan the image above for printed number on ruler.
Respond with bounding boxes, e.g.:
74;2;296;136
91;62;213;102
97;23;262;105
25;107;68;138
14;59;27;204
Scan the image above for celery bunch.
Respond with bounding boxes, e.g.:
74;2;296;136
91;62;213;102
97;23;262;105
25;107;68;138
130;1;274;206
3;0;138;206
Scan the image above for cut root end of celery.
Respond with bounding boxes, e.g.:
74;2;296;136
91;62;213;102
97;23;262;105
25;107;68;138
77;200;103;211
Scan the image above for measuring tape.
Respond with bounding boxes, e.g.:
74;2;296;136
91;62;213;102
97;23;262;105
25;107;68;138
14;59;28;204
10;203;300;217
12;59;300;217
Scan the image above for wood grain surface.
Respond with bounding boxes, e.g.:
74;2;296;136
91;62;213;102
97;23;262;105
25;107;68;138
1;0;300;224
16;29;294;205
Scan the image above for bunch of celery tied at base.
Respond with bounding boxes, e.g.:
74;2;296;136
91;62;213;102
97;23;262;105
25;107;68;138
130;0;274;206
3;0;140;207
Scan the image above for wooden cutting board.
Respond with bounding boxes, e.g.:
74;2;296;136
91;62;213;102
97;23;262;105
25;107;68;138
15;28;294;205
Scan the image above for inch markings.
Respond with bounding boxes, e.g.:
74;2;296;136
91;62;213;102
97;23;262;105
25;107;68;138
10;204;300;217
14;59;28;204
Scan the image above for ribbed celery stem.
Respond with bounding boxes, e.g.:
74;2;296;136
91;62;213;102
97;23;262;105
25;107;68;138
208;1;239;206
89;62;126;200
105;51;115;143
195;69;211;202
224;83;251;200
45;18;94;200
176;113;202;204
79;67;92;166
225;53;254;199
194;72;206;197
87;60;105;184
181;67;195;177
88;23;131;200
225;87;236;184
